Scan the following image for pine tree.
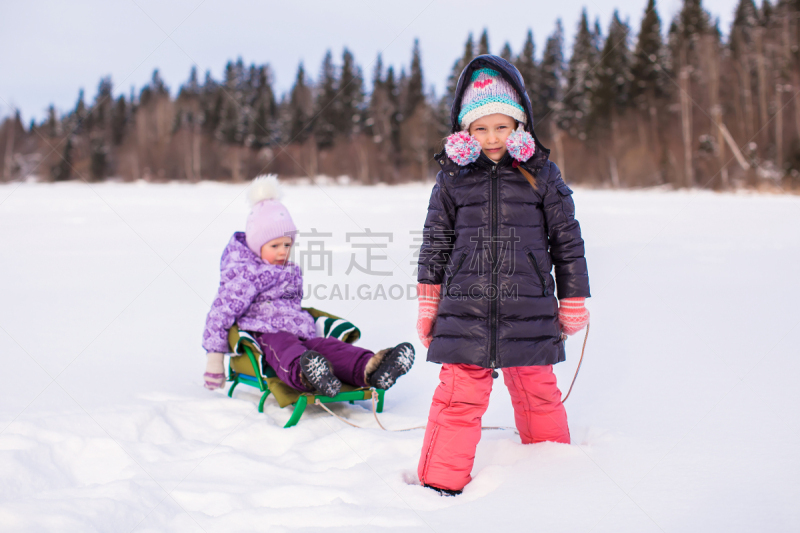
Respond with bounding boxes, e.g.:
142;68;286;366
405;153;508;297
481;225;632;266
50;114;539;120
372;53;384;92
669;0;712;187
729;0;758;130
53;136;73;181
396;67;408;120
213;60;248;180
75;89;86;117
385;65;402;153
561;10;599;138
631;0;668;107
70;89;87;134
477;29;490;55
184;66;200;95
593;18;604;55
592;11;632;125
540;19;565;126
368;53;389;142
46;105;59;138
176;66;200;129
217;61;246;145
367;54;400;181
337;48;364;137
499;42;513;62
110;96;127;145
201;70;222;135
173;66;204;180
88;76;113;136
760;0;773;25
405;39;425;116
241;64;258;141
249;65;277;148
139;69;168;107
445;33;475;109
592;11;633;186
670;0;711;56
399;39;432;181
314;50;338;148
90;137;108;180
631;0;669;157
288;62;313;143
515;30;539;119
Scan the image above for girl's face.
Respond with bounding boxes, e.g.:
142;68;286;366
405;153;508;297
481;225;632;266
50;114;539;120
468;114;517;162
260;236;293;265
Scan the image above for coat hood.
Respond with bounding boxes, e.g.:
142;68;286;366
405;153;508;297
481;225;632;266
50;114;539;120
221;232;266;271
221;232;298;278
447;55;550;175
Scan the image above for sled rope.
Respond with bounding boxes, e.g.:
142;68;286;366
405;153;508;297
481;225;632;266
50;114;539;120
316;393;519;433
561;321;590;403
314;399;364;428
315;392;517;433
315;323;589;430
313;393;426;431
371;391;427;432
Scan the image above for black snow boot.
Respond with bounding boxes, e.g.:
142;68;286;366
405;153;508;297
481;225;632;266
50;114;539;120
423;483;462;496
367;342;415;390
299;351;341;398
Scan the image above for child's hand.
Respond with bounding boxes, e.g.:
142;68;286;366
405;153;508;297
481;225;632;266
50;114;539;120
204;352;226;390
558;297;590;336
417;283;442;348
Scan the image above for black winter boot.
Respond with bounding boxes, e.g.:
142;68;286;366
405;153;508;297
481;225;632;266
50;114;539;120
423;483;462;496
299;351;341;398
367;342;415;390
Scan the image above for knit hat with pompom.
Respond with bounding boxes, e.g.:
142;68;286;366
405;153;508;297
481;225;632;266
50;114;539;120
444;65;537;166
458;68;527;131
245;174;297;256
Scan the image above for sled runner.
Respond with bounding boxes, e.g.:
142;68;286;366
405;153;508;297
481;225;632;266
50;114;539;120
225;308;385;428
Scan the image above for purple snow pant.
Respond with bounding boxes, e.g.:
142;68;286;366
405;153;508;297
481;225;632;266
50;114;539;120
252;331;373;391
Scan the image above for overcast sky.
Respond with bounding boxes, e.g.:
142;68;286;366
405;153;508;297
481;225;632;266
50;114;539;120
1;0;738;124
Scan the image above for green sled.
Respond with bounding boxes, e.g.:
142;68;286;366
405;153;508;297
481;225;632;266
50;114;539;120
225;307;385;428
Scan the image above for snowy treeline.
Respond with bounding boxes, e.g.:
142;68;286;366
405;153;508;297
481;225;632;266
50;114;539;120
1;0;797;191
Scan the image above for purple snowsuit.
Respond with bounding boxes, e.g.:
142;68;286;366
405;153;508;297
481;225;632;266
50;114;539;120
202;232;372;390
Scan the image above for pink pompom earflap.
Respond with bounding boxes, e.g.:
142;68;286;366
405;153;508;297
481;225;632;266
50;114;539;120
444;124;536;167
506;123;536;163
444;131;482;166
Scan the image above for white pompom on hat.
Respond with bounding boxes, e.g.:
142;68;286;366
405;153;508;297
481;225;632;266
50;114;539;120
245;174;297;256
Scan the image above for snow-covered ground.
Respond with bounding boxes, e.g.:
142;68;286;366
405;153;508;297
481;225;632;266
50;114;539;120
1;180;798;532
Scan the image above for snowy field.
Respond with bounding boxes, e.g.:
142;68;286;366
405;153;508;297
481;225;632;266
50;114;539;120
1;179;799;533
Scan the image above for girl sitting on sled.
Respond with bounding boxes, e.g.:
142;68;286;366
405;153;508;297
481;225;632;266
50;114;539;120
202;175;414;397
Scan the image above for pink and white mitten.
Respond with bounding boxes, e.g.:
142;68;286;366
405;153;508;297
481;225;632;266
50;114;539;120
558;297;590;336
417;283;441;348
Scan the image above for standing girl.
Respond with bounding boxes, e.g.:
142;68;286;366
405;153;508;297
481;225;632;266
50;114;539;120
416;55;590;495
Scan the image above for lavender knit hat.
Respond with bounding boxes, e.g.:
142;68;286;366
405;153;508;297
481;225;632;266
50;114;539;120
245;174;297;256
458;68;527;130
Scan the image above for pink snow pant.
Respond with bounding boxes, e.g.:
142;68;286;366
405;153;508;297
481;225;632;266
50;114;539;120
417;363;570;492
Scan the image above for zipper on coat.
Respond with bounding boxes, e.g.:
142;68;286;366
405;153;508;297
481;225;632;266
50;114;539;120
526;250;547;297
490;164;498;376
444;248;468;296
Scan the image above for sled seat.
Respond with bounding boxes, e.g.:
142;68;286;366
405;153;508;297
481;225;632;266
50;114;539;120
226;307;385;428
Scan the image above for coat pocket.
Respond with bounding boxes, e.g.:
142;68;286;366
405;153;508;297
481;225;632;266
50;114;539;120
556;181;575;218
444;247;468;295
524;246;547;297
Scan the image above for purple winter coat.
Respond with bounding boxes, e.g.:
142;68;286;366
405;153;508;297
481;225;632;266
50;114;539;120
202;232;316;353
